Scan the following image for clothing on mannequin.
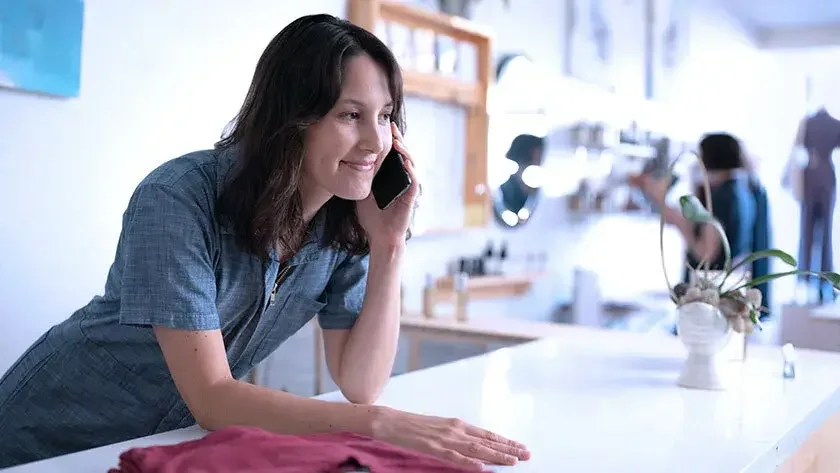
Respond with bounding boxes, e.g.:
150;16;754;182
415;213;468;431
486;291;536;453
795;107;840;301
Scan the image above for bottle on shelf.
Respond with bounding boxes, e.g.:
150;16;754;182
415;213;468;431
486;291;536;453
482;241;496;275
458;257;468;275
525;253;536;272
537;251;549;272
453;271;469;323
498;240;509;275
421;274;436;319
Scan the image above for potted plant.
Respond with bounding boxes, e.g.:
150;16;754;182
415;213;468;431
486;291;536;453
659;152;840;390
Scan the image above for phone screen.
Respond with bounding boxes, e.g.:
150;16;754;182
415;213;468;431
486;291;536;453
371;148;412;210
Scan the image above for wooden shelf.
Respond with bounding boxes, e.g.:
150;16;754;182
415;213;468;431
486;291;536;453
348;0;492;229
403;70;482;107
377;1;492;44
434;273;542;300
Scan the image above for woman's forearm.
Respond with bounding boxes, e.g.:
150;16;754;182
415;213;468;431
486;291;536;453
337;243;404;403
662;204;694;243
203;378;382;434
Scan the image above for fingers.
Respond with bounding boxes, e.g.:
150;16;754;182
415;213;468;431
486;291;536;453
403;154;418;183
481;438;532;461
391;122;415;167
437;449;485;471
391;136;414;168
389;127;420;201
391;121;404;141
464;424;528;452
453;439;519;466
439;422;529;467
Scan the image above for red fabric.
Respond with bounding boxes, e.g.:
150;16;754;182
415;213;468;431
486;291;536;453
107;426;490;473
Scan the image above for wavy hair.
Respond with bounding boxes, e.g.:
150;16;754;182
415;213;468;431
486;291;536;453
216;14;405;260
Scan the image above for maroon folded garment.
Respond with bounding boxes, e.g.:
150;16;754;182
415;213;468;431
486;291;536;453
107;426;491;473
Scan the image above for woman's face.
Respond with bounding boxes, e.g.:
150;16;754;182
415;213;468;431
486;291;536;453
301;54;395;205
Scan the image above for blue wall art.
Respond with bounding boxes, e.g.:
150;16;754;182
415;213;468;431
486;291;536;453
0;0;85;98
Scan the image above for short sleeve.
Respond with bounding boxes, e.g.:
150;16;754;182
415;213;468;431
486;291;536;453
317;253;369;330
118;183;220;330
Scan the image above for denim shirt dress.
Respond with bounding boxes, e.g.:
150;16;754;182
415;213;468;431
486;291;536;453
0;147;368;467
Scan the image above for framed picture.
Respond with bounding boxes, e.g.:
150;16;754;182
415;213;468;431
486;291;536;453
0;0;85;98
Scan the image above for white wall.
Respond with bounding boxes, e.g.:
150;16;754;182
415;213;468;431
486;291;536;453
762;46;840;304
0;0;785;373
0;0;351;371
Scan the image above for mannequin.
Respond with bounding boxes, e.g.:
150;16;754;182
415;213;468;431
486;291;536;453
795;106;840;302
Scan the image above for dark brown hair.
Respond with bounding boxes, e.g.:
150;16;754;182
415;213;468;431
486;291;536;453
694;132;746;207
699;132;744;171
216;14;405;260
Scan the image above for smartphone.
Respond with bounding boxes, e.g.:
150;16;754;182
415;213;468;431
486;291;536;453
371;148;412;210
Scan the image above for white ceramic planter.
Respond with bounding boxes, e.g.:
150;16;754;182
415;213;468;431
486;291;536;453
676;301;732;390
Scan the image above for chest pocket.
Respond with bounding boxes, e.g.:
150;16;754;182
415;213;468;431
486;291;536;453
249;294;326;366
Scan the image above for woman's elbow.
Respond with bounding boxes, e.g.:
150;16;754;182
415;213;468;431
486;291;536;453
345;394;378;405
340;383;383;405
190;401;220;431
189;381;235;431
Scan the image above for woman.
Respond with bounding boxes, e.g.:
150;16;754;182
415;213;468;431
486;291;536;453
634;133;770;315
0;14;530;469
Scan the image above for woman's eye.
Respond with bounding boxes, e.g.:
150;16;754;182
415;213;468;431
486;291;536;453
343;112;361;120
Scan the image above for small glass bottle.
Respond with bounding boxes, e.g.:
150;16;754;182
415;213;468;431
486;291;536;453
482;241;496;275
498;241;509;275
421;274;436;319
454;272;469;322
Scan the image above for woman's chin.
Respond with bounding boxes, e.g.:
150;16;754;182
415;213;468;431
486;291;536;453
331;185;372;201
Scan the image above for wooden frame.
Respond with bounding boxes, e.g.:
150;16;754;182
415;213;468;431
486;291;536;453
348;0;493;228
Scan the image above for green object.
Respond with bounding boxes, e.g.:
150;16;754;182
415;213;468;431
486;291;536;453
659;151;840;330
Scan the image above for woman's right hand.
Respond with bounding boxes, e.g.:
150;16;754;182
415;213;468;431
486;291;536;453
630;173;669;205
370;406;531;470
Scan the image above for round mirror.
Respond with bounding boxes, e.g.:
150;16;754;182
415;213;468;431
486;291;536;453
488;54;549;229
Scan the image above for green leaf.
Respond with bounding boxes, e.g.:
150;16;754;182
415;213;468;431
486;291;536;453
678;195;714;222
678;195;732;271
727;249;797;276
731;270;840;293
821;271;840;288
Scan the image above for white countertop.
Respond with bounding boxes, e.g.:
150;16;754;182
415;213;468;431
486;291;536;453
6;325;840;472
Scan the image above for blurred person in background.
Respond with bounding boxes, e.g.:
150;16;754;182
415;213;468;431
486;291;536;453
632;132;771;321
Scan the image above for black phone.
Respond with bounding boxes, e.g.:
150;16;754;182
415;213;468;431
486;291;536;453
371;148;412;210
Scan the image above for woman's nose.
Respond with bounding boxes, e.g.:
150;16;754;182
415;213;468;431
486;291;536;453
360;124;386;154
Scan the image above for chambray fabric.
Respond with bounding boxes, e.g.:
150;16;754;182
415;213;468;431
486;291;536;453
0;147;368;468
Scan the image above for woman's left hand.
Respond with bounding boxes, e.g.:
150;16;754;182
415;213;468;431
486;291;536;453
357;122;421;248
